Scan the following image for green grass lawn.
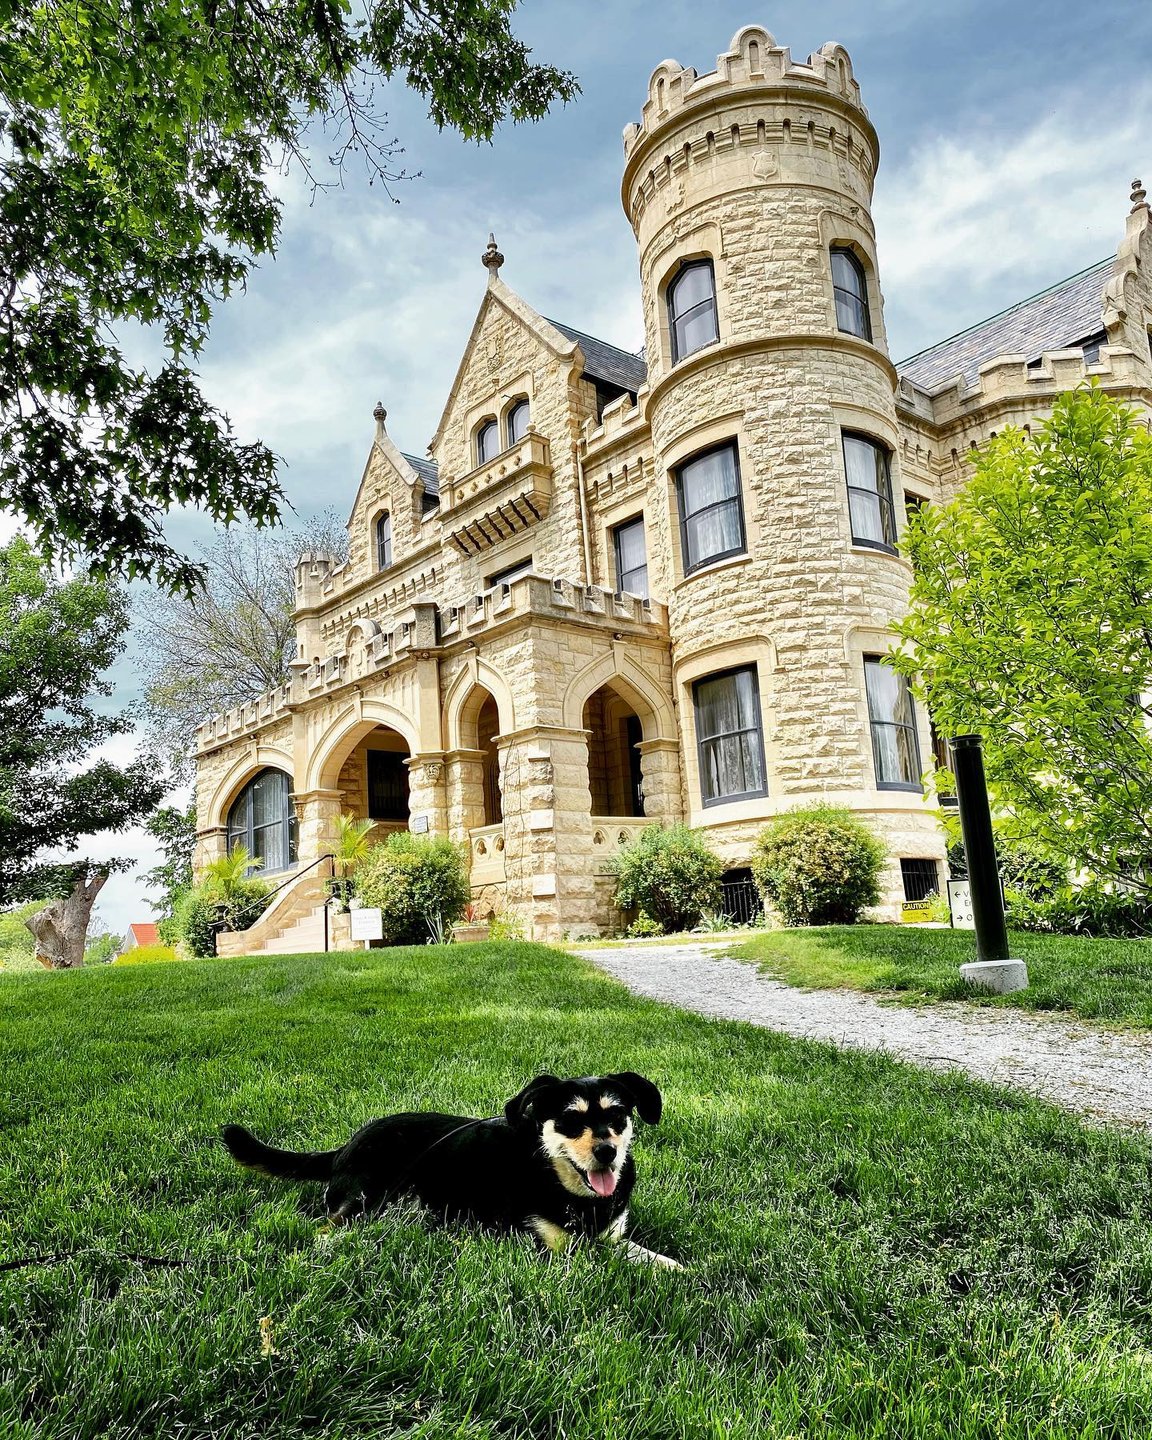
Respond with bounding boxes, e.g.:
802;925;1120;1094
3;942;1152;1439
738;925;1152;1029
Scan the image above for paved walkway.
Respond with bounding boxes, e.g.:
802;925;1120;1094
574;943;1152;1133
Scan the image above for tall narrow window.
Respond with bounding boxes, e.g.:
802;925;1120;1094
475;419;498;466
831;247;872;340
864;656;921;790
376;511;392;570
693;666;767;805
675;442;746;574
843;434;897;552
227;769;297;873
506;398;530;445
612;516;648;598
668;260;719;362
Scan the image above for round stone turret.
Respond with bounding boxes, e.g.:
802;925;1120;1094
622;25;938;877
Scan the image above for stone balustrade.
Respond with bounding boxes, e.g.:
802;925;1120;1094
468;823;507;884
440;431;553;554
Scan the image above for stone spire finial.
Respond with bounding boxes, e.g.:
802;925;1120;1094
482;232;504;279
373;401;387;440
1131;178;1148;212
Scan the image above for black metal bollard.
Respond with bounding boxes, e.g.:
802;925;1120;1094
947;733;1027;991
948;733;1009;963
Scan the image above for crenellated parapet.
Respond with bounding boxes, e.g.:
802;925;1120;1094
623;26;865;159
439;573;667;647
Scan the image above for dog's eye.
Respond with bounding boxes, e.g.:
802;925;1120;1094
554;1115;588;1139
601;1107;628;1130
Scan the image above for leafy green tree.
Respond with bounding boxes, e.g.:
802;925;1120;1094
142;803;198;916
894;386;1152;888
135;517;347;772
0;1;577;591
0;536;165;906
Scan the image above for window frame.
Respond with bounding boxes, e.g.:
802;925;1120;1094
226;768;297;874
667;258;720;364
843;431;898;554
830;246;872;342
505;398;531;446
375;510;392;571
674;440;747;576
486;556;534;590
366;749;409;822
611;514;649;598
475;418;499;467
692;663;769;808
864;654;923;792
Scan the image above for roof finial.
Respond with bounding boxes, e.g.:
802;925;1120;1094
373;401;387;440
482;232;504;279
1131;178;1147;213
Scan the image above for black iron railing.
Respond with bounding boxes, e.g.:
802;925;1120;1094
211;853;336;955
720;877;763;926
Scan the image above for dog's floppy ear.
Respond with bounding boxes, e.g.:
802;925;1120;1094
602;1072;662;1125
504;1073;564;1128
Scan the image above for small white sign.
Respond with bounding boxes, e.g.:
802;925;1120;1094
349;906;383;941
411;814;430;834
947;879;975;929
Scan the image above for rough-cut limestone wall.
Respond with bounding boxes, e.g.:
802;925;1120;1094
622;26;944;899
431;296;598;602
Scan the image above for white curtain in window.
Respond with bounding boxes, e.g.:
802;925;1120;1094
683;448;741;565
697;669;764;799
844;436;890;545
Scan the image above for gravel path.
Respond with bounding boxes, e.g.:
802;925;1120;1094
575;943;1152;1133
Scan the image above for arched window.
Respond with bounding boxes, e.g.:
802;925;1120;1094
831;247;872;340
475;419;499;466
667;260;719;363
227;769;297;873
506;398;530;446
376;511;392;570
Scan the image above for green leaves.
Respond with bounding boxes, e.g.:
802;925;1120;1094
0;0;575;590
0;537;166;902
894;386;1152;887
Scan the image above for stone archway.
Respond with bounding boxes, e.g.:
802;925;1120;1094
583;683;645;818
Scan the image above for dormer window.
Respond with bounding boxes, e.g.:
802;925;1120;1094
376;511;392;570
668;260;719;363
475;419;499;466
831;247;872;341
506;399;531;445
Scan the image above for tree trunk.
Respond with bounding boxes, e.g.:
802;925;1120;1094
25;868;108;968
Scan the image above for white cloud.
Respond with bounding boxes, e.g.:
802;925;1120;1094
875;93;1152;358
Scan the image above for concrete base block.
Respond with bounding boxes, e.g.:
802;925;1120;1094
959;958;1029;994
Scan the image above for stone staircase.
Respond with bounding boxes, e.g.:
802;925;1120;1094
215;863;337;958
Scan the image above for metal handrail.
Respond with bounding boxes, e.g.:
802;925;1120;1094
211;852;336;949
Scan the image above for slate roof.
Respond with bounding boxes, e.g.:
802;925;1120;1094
547;319;649;394
402;452;439;496
897;258;1113;392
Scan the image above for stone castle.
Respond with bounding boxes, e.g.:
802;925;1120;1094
193;25;1152;951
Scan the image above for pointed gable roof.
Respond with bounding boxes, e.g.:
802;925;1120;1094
898;258;1112;393
429;275;581;451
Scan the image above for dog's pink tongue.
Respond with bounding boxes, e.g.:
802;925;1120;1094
588;1168;617;1198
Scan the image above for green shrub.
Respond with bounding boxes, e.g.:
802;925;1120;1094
626;914;664;939
171;875;271;958
113;942;183;965
354;832;470;945
1009;883;1152;939
611;824;723;935
752;805;886;927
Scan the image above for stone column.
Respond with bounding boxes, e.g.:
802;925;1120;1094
406;753;448;837
193;825;229;878
499;725;597;941
292;788;343;863
445;748;487;845
637;738;684;825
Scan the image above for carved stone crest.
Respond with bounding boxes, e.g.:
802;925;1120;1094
752;150;777;181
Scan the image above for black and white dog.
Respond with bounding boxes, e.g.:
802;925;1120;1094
222;1072;681;1267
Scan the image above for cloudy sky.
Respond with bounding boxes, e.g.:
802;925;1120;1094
75;0;1152;939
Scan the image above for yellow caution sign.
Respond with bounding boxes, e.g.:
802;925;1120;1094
901;899;932;924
